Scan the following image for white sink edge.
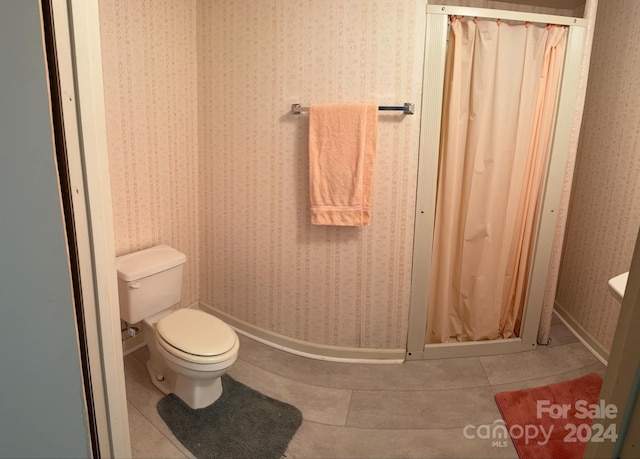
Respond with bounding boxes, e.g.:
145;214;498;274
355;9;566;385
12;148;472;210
608;272;629;304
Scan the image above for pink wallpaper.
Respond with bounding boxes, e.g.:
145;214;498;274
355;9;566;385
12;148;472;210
556;0;640;353
537;0;597;345
98;0;200;308
99;0;592;351
197;0;426;349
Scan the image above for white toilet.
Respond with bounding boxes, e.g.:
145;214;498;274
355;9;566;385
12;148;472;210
116;244;239;409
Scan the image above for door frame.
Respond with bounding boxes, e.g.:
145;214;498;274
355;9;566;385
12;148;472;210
406;5;587;360
51;0;130;456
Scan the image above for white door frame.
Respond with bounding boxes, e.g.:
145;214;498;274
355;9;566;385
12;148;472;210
406;5;588;360
52;1;130;456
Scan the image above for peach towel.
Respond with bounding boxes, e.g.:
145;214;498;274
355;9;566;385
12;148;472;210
308;103;377;226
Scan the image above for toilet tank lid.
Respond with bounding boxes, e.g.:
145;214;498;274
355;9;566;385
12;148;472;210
116;245;186;281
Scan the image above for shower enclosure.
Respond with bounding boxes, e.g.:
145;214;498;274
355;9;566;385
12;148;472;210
406;4;589;359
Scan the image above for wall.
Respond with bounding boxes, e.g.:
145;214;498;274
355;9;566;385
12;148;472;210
198;0;571;348
99;0;588;352
196;0;585;350
98;0;199;309
0;1;90;456
555;0;640;354
197;0;425;349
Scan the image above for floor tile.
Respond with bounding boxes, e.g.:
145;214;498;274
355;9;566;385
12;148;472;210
228;358;352;426
124;355;195;459
347;387;503;429
285;421;518;459
347;363;606;429
124;333;604;459
132;345;150;365
237;334;490;391
127;401;187;459
537;319;579;348
479;342;601;385
124;354;163;411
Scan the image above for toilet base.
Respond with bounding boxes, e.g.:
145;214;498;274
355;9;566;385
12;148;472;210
146;354;225;409
175;375;223;409
146;360;173;395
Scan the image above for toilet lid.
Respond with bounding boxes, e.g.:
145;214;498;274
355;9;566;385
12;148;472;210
156;309;236;356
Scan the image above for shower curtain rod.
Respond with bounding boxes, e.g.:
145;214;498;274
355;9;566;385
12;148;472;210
291;103;415;115
429;5;587;28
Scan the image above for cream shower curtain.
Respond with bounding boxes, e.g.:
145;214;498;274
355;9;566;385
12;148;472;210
426;18;567;344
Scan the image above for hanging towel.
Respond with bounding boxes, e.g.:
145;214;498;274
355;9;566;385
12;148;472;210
308;103;377;226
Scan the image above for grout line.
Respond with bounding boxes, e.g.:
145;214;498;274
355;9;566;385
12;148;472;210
124;329;604;455
124;359;195;459
298;417;501;432
477;356;493;385
229;359;352;428
131;348;148;366
127;402;190;459
480;340;604;386
238;347;603;399
305;365;606;432
237;352;493;393
236;337;495;392
235;356;354;392
343;390;354;428
238;336;601;392
346;362;604;394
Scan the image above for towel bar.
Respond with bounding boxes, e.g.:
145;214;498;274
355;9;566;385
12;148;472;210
291;103;415;115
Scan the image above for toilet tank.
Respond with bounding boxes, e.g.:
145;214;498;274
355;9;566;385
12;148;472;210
116;245;187;324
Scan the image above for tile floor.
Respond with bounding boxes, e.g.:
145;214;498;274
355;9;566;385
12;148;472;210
124;315;605;458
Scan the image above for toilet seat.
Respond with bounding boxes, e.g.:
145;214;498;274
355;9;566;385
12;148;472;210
156;333;239;366
156;309;238;365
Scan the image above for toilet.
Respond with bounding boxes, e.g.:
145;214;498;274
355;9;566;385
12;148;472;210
116;244;239;409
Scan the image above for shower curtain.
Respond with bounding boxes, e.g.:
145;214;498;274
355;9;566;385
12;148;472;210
426;18;567;344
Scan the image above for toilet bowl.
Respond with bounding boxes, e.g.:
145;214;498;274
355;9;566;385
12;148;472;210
116;245;239;409
145;308;239;408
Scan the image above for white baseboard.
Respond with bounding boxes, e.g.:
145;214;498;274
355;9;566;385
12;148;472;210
554;301;609;365
121;330;146;356
199;302;405;364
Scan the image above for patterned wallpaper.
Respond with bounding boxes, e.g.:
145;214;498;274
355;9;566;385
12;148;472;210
98;0;200;308
538;0;597;345
197;0;425;349
98;0;590;350
555;0;640;352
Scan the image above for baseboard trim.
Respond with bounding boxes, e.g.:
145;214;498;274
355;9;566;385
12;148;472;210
554;301;609;365
199;302;405;364
122;330;145;356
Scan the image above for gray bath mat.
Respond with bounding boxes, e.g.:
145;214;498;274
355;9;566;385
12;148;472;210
157;374;302;459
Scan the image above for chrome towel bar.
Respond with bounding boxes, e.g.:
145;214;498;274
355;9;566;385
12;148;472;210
291;102;415;115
